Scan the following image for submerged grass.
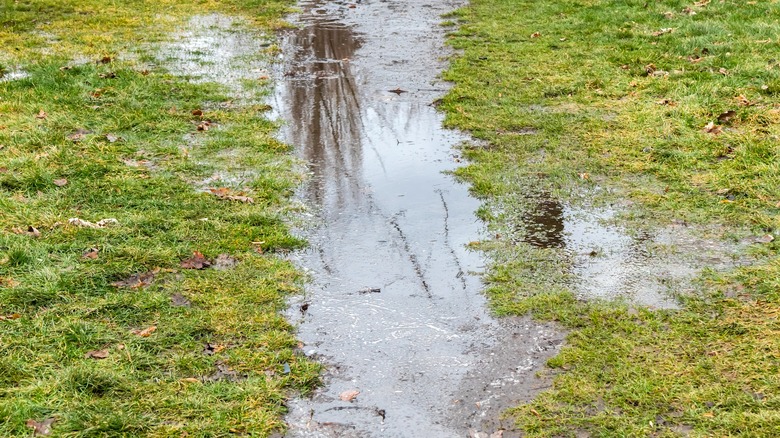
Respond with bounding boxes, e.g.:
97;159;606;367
0;1;320;436
444;0;780;436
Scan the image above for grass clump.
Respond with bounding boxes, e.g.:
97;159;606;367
444;0;780;436
0;1;318;436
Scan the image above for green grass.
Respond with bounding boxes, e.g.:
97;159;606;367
0;1;320;436
443;0;780;436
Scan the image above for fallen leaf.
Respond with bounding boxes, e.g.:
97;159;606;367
13;226;41;238
736;95;753;106
0;277;20;288
85;349;109;359
196;122;210;131
579;172;590;180
82;248;99;259
224;195;254;203
53;178;68;187
105;133;120;143
718;67;729;75
26;418;56;436
67;129;93;142
111;269;159;288
644;63;657;74
181;251;211;269
191;109;203;117
703;122;722;134
656;99;677;106
0;313;21;321
35;110;47;119
180;377;200;384
99;72;117;79
702;411;714;418
203;343;226;355
132;326;156;337
530;32;541;38
205;360;244;382
98;56;113;64
754;234;774;244
68;217;119;228
652;28;674;37
717;110;736;124
170;293;192;307
682;6;696;15
339;389;360;402
694;0;710;7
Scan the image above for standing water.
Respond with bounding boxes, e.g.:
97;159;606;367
269;1;564;436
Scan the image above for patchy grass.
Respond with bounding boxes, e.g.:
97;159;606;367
444;0;780;436
0;1;320;436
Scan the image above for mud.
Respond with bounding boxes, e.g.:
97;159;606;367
269;0;564;436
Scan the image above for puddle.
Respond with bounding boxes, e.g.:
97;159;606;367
0;68;30;82
158;14;273;91
511;194;749;308
270;0;564;436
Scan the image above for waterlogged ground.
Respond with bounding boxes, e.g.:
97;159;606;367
269;1;563;436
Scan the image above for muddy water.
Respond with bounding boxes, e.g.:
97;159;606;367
269;1;564;436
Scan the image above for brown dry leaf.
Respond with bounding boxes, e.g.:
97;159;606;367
702;411;715;418
224;195;254;203
682;6;696;15
132;326;157;337
82;248;99;259
68;217;119;228
26;417;56;436
85;349;109;359
180;377;200;384
0;313;21;321
689;55;704;64
579;172;590;180
98;56;113;64
717;110;736;124
530;32;541;38
196;122;210;131
191;109;203;117
181;251;211;270
67;129;93;142
718;67;729;75
111;269;159;289
99;72;117;79
35;110;47;119
339;389;360;402
703;122;722;134
13;226;41;238
644;63;657;74
694;0;710;7
754;234;775;244
736;95;753;107
53;178;68;187
0;277;20;288
651;28;674;37
656;99;677;106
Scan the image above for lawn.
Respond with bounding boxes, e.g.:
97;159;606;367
443;0;780;436
1;1;319;436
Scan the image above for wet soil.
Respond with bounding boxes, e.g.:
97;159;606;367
269;1;564;436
